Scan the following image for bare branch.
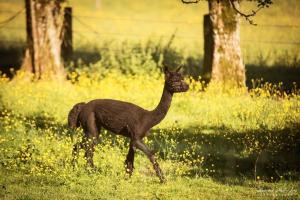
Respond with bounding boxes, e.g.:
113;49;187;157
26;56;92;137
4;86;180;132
229;0;258;25
229;0;272;25
181;0;273;26
181;0;200;4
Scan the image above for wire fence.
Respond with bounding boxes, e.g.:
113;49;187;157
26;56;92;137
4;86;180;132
0;8;24;29
73;14;300;29
0;8;300;47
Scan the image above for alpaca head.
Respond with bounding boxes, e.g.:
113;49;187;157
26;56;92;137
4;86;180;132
164;66;189;93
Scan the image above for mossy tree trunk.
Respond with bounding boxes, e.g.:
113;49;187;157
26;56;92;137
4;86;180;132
203;0;245;87
21;0;66;79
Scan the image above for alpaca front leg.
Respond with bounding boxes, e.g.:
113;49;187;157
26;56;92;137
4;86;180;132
125;142;135;176
133;140;165;183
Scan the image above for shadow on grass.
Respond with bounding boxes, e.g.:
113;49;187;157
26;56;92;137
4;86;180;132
149;124;300;183
2;108;299;184
246;64;300;91
1;43;300;91
30;115;300;183
0;43;101;78
0;43;24;76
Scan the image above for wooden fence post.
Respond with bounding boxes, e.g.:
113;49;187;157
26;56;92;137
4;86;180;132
22;0;35;73
203;14;213;82
62;7;73;62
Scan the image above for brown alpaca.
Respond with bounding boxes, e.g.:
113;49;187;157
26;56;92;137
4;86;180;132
68;66;189;182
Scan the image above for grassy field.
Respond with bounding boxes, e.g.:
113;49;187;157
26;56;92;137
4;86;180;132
0;0;300;199
0;72;300;199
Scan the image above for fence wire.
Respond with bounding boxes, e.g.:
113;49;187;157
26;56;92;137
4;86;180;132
0;9;300;46
0;8;24;29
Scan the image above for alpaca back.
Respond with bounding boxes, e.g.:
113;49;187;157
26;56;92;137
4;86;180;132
87;99;149;136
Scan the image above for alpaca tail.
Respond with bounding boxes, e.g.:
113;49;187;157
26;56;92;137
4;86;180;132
68;102;86;129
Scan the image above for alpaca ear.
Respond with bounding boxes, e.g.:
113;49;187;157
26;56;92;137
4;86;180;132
163;65;170;75
176;65;182;73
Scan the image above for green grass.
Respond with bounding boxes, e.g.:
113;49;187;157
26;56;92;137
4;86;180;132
0;124;299;200
1;0;300;87
1;170;299;200
0;72;299;199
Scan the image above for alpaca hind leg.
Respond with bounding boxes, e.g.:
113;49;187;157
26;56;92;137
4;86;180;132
72;140;84;167
133;140;165;183
84;136;96;168
83;114;99;168
125;141;135;176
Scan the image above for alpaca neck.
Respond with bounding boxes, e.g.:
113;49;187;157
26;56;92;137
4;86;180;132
146;85;173;128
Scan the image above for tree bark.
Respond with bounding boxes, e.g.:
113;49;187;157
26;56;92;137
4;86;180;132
21;0;65;79
204;0;245;87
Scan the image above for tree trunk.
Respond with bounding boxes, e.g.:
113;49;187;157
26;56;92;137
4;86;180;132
203;0;245;87
21;0;65;79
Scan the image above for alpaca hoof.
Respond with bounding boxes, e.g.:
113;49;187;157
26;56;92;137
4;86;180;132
159;177;166;184
125;168;133;176
86;165;100;173
125;161;134;176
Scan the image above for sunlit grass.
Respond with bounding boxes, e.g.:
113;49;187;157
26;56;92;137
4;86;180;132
0;0;300;198
0;71;299;199
0;0;299;64
1;71;299;129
